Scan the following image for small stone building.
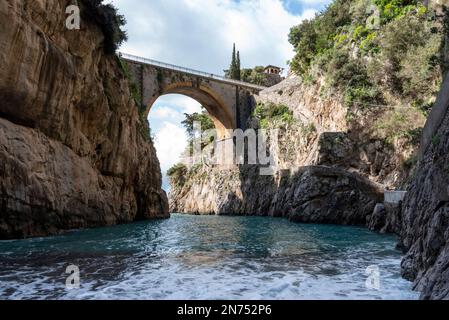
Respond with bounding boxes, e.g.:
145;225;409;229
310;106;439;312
263;65;284;87
264;65;282;75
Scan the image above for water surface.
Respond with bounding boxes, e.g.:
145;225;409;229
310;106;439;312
0;214;418;300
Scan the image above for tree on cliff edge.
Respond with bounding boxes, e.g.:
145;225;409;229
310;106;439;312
82;0;128;54
227;43;241;80
236;51;241;81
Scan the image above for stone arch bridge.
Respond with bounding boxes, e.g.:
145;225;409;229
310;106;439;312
120;53;266;138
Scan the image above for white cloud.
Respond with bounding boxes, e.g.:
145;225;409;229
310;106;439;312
110;0;321;73
151;106;182;120
105;0;331;190
148;95;203;190
153;95;202;115
154;122;189;174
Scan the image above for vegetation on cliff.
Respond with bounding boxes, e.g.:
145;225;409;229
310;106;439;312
167;110;214;180
288;0;443;114
241;66;274;86
182;111;215;139
285;0;447;179
252;102;295;129
81;0;128;54
225;44;275;86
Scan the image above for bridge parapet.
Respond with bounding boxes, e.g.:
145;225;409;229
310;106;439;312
119;52;267;91
120;52;260;137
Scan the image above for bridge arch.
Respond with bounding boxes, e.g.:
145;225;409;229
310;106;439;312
121;53;265;140
146;82;235;139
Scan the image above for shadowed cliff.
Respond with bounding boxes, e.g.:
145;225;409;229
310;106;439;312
0;0;168;239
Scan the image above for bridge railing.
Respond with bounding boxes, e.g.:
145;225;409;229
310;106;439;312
118;52;267;91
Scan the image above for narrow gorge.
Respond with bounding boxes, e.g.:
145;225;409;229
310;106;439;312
0;0;448;301
168;0;449;299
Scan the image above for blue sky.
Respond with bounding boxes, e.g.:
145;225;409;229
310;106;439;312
106;0;332;190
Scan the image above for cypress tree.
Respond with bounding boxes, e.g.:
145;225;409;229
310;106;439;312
229;43;237;79
236;51;241;80
227;43;243;80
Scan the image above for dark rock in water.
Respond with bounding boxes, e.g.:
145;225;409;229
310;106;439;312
170;165;384;226
368;202;403;235
282;166;383;225
383;203;403;235
368;204;387;231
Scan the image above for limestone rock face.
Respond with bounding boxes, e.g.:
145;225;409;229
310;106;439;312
0;0;168;239
257;74;422;189
170;165;383;226
257;74;348;133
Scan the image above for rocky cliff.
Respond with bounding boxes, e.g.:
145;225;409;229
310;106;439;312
400;73;449;300
169;73;417;224
168;0;449;300
170;0;443;221
170;164;384;226
257;74;425;189
0;0;168;239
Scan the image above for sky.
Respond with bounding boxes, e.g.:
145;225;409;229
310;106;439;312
106;0;332;190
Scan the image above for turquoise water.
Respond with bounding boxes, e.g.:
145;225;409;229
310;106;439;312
0;214;418;300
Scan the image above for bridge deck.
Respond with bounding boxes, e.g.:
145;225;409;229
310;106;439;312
119;52;267;91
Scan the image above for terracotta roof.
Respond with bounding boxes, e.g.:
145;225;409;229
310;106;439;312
264;65;282;70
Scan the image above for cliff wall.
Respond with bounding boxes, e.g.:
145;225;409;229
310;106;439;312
0;0;168;239
400;73;449;300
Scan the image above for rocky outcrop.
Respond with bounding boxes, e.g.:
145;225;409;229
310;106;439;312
257;74;348;133
367;202;403;234
257;74;424;189
170;165;384;225
399;73;449;300
0;0;168;239
170;73;418;225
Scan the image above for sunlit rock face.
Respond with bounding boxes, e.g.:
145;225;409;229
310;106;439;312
170;164;384;227
0;0;168;239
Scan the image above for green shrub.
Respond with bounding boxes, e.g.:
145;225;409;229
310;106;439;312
81;0;128;54
182;111;215;140
167;163;188;187
374;107;425;145
253;103;295;129
344;85;382;109
371;12;442;96
399;33;441;99
432;134;441;146
240;67;269;86
402;154;418;170
167;163;187;177
288;0;443;114
412;99;434;117
374;0;421;22
323;48;382;109
288;0;352;75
